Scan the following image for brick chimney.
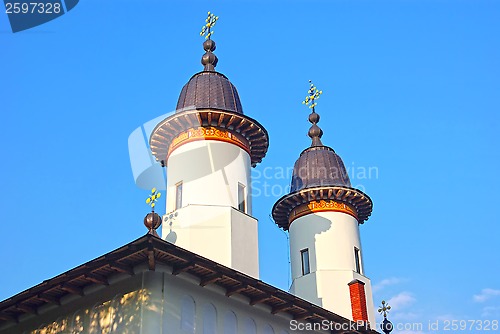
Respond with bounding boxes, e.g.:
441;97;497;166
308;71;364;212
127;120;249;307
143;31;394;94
348;279;369;323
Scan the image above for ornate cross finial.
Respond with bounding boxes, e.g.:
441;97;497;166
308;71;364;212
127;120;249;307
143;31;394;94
303;80;324;147
302;80;323;112
146;188;161;212
378;300;392;318
200;11;219;40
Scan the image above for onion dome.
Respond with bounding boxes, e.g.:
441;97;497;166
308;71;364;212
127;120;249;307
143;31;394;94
291;111;351;192
272;82;372;230
149;19;268;167
176;40;243;114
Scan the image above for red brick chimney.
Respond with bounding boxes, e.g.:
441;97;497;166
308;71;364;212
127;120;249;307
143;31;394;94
348;279;369;323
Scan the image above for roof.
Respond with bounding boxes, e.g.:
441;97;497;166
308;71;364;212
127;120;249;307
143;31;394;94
175;38;243;114
0;234;377;334
149;109;269;167
272;185;373;230
291;145;351;192
272;109;373;228
176;71;244;114
150;38;269;167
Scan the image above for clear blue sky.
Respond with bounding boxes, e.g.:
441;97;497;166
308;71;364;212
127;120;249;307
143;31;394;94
1;1;499;332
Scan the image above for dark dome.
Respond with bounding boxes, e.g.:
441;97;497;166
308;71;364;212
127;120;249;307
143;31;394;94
290;145;351;192
175;71;243;114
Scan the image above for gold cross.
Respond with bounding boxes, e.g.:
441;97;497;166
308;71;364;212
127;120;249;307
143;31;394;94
302;80;323;110
378;300;391;318
200;11;219;40
146;188;161;210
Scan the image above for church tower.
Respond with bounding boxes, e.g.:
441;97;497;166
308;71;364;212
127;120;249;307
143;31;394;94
149;14;268;278
272;82;375;324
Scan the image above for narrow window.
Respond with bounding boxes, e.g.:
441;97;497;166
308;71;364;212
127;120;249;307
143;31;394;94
300;249;310;275
175;182;183;210
202;303;217;334
180;295;195;333
223;311;237;334
238;183;246;213
244;318;257;334
354;247;362;274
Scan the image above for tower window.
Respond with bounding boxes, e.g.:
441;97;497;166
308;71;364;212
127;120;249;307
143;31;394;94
300;248;310;275
354;247;362;274
238;183;246;213
175;182;183;210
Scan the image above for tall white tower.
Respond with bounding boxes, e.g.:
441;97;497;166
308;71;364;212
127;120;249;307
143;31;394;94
149;26;268;278
272;83;375;325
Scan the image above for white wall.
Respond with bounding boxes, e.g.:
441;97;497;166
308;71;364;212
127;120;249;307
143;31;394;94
166;140;252;215
288;211;375;325
162;205;259;278
163;139;259;278
0;274;145;334
2;270;333;334
157;269;331;334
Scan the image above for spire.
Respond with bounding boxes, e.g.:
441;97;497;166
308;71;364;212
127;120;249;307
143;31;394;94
200;11;219;71
302;80;324;147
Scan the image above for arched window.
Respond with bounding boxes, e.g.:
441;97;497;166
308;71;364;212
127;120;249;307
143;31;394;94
71;309;86;333
89;301;112;333
244;317;257;334
223;311;237;333
202;303;217;334
180;295;196;333
263;324;275;334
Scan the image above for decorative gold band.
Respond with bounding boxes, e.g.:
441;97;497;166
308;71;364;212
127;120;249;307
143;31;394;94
289;199;358;224
167;126;250;159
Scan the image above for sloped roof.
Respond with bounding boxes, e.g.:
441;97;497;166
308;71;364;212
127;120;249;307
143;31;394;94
0;234;377;333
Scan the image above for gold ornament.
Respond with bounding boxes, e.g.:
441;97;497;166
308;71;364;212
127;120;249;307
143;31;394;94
302;80;323;110
146;188;161;210
200;11;219;40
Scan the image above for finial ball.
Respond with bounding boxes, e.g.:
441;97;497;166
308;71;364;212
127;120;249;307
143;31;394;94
203;39;216;52
201;52;218;67
308;124;323;138
308;112;320;123
144;212;162;231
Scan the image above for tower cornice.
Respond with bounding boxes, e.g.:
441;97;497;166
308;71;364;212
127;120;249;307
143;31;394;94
272;185;373;230
150;108;269;167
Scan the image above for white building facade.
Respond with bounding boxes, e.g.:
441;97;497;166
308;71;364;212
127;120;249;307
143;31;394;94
0;235;368;334
0;19;378;334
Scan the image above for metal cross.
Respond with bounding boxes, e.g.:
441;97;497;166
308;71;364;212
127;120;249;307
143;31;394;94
200;11;219;40
146;188;161;210
378;300;392;318
302;80;323;111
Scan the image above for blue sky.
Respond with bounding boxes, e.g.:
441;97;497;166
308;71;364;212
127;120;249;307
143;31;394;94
1;1;499;332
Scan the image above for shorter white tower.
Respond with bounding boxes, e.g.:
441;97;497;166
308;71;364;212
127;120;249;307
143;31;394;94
149;26;268;278
272;83;375;325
